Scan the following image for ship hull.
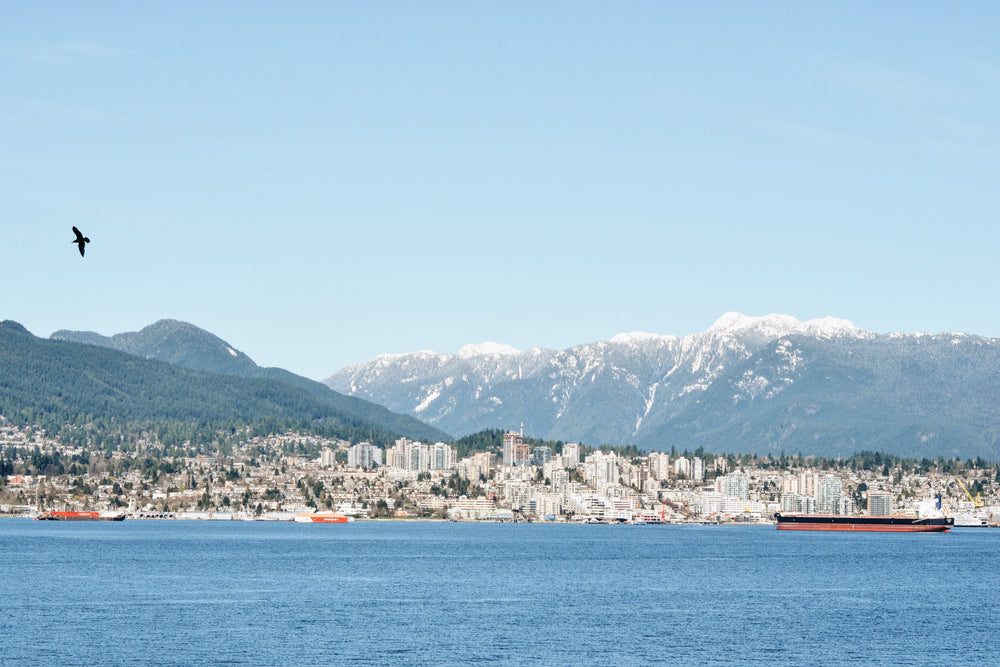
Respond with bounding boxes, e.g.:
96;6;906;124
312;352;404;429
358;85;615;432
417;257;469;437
37;511;126;521
775;513;952;532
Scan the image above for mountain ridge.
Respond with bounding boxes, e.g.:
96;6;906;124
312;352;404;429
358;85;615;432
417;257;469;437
324;313;1000;459
48;319;450;443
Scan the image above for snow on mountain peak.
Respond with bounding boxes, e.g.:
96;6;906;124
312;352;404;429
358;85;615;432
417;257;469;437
797;316;862;337
709;312;799;332
610;332;672;345
708;312;862;338
457;342;521;358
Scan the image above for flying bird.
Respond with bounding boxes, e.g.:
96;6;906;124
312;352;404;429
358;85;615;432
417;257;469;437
71;226;90;257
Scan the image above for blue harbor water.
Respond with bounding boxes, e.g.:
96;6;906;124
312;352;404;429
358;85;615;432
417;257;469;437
1;521;998;666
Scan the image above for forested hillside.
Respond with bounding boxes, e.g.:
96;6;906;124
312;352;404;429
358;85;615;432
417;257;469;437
1;320;428;449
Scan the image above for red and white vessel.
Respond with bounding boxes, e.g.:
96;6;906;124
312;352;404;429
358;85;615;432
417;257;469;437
294;511;353;524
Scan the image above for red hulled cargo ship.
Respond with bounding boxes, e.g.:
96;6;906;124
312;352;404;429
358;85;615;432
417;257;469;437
36;511;126;521
775;513;952;532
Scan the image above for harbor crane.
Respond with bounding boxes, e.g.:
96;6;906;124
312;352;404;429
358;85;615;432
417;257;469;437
954;475;984;508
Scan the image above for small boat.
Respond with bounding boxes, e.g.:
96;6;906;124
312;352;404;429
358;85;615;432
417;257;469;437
293;511;353;524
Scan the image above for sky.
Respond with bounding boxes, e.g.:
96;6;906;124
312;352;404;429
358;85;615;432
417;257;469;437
3;3;1000;380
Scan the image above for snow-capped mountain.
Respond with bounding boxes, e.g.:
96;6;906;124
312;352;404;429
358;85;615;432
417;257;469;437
325;313;871;445
326;312;1000;458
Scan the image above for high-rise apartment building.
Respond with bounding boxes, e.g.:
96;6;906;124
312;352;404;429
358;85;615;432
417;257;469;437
430;442;455;470
798;472;818;497
867;491;893;516
723;471;750;501
502;431;531;466
816;475;843;514
347;441;381;470
532;446;552;466
673;456;691;478
648;452;670;481
691;457;705;482
562;443;580;469
586;451;619;487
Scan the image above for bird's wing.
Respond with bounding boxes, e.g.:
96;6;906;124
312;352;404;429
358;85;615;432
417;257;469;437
78;243;85;257
72;226;83;241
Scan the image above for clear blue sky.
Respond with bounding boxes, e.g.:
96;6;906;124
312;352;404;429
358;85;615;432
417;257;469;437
4;3;1000;380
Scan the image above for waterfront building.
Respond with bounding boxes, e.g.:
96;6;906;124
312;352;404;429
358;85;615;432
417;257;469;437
535;492;563;517
447;498;498;521
702;491;746;516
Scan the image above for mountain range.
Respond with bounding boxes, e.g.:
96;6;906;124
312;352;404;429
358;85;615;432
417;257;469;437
51;319;449;442
325;313;1000;460
0;319;449;444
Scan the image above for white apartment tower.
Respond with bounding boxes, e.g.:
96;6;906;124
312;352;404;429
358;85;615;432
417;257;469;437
723;471;750;501
648;452;670;481
816;475;843;514
673;456;691;478
562;443;581;469
867;491;893;516
691;457;705;482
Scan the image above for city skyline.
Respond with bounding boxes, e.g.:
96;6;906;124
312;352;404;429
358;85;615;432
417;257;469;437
4;4;1000;379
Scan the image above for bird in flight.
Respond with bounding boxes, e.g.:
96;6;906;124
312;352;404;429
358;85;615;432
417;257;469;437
71;226;90;257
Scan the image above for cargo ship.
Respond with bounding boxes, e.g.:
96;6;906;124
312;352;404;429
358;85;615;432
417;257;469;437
36;510;126;522
775;513;952;532
293;511;353;524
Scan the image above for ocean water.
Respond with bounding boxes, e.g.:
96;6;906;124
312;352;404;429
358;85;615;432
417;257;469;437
1;520;997;666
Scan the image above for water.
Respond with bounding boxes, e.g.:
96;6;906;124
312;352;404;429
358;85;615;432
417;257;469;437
1;521;997;666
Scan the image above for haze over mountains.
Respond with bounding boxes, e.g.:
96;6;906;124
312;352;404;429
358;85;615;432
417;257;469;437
325;313;1000;460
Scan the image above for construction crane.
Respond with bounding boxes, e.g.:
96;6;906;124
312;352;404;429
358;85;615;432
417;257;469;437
662;497;697;519
954;475;984;508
